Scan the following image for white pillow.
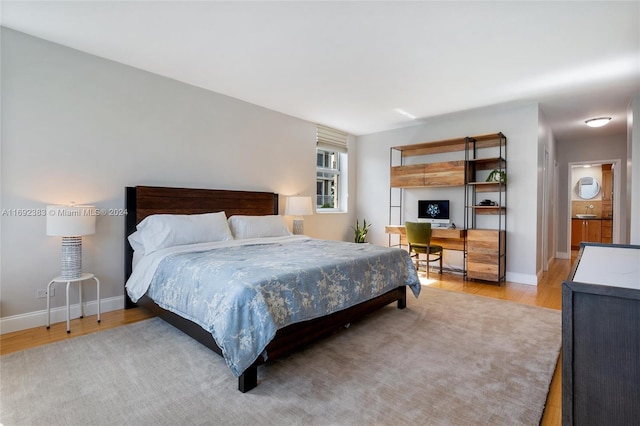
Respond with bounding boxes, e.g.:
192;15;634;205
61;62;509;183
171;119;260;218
228;215;291;239
137;212;233;253
132;250;144;271
128;231;146;270
128;231;145;253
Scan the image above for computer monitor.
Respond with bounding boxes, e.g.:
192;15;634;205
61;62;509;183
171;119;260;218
418;200;450;225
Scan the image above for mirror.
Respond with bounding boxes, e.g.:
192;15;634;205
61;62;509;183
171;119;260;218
576;176;600;199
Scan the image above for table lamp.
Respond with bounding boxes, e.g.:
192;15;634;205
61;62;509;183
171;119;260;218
285;196;313;235
47;203;96;280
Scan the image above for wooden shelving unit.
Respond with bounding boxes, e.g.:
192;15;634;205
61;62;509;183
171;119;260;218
465;133;507;283
389;132;507;283
389;137;470;248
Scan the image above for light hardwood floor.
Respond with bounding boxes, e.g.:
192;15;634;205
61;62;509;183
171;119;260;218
0;304;155;356
1;257;570;425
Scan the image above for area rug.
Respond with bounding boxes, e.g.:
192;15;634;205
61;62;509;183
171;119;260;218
1;287;561;426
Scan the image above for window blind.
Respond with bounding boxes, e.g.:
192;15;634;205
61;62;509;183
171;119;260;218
317;124;348;153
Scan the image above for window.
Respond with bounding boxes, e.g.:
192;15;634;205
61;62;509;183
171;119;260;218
316;149;340;208
316;125;348;211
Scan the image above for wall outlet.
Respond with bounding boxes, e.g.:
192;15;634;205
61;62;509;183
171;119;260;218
37;288;55;299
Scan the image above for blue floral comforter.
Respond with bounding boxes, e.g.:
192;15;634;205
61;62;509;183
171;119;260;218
135;237;420;376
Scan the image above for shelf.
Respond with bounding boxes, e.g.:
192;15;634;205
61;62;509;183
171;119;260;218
393;137;467;157
392;132;505;158
467;157;506;170
471;133;506;144
468;205;506;215
467;181;506;193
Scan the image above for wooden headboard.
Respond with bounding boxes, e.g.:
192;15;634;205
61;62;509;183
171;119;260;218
124;185;279;307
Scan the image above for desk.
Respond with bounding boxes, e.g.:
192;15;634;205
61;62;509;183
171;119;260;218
385;225;466;251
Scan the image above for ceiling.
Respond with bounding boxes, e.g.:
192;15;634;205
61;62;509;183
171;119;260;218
2;1;639;141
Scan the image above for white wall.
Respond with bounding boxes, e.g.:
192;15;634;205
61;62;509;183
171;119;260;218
537;109;558;273
356;103;540;285
556;132;628;254
0;29;356;329
628;96;640;244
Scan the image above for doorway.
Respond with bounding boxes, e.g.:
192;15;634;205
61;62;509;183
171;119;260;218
567;159;621;254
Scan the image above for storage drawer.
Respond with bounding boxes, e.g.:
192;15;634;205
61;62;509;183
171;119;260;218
466;229;506;282
390;161;465;188
467;229;505;252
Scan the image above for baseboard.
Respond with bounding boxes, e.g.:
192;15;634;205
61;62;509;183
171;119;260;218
0;296;124;335
555;251;571;259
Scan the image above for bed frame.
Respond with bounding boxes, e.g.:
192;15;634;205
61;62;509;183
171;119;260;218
124;185;407;392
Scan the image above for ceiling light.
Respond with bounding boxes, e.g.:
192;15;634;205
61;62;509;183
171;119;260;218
585;117;611;127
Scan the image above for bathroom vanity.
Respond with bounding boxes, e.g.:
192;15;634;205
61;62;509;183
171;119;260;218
571;218;602;249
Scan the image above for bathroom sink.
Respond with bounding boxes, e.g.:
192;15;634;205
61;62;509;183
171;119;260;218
576;214;597;219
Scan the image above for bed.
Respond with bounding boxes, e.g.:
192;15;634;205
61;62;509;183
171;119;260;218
124;185;420;392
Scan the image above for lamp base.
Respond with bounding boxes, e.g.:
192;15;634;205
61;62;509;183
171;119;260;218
292;219;305;235
61;236;82;280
